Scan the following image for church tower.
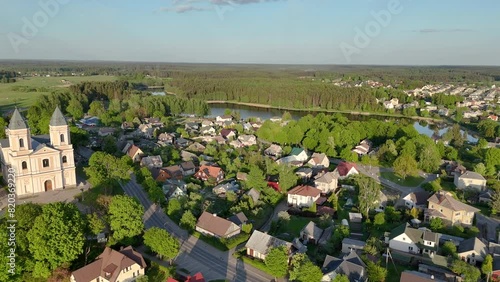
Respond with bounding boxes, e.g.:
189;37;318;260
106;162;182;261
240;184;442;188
49;106;71;148
7;108;32;153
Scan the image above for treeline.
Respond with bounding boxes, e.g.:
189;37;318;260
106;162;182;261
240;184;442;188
171;76;381;111
432;93;464;107
0;70;17;83
25;83;209;134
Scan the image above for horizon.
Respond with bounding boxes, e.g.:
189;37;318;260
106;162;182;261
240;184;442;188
1;0;500;65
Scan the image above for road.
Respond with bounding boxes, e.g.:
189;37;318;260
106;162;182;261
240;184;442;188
121;174;273;282
330;158;437;195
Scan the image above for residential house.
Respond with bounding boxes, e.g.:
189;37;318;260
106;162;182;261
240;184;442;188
163;179;187;199
289;147;309;162
79;116;99;126
229;140;244;148
98;127;115;137
237;172;248;181
444;161;466;177
400;271;446;282
287;185;322;208
318;226;333;246
488;114;499;121
425;192;479;226
195;165;224;183
454;170;487;191
181;150;198;162
295;167;313;181
300;221;324;244
348;213;363;223
180;161;196;176
150;167;171;182
213;181;239;196
478;190;494;204
228;212;248;227
383;101;394;109
321;252;367;282
264;144;283;159
201;119;214;127
187;142;205;153
163;165;184;180
137;124;155;139
140;155;163;169
200;126;216;135
195;211;240;239
158;133;174;144
126;144;144;163
245;230;293;260
333;162;359;179
185;122;199;131
314;171;339;194
246;188;260;203
352;140;372;156
341;238;366;254
220;129;236;139
492;255;500;281
175;137;190;147
121;121;135;130
144;117;163;127
70;246;146;282
269;116;282;123
238;135;257;146
223;120;236;128
400;191;430;210
308;152;330;169
388;223;439;257
457;237;487;265
216;115;233;123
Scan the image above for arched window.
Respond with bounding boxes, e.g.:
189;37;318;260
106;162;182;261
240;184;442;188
21;161;27;170
62;156;67;163
42;159;49;168
60;134;65;143
19;138;24;148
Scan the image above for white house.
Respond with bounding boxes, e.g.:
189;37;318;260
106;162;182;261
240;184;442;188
287;185;321;208
388;223;439;257
238;135;257;146
457;237;488;265
454;170;487;191
314;171;339;194
245;230;292;261
289;147;309;162
200;126;216;135
399;191;430;210
216;115;233;123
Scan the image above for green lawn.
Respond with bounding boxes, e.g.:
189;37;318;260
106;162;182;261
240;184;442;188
272;216;311;240
380;172;424;187
384;263;413;282
0;75;116;109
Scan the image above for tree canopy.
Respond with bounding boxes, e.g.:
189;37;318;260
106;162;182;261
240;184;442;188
108;195;145;241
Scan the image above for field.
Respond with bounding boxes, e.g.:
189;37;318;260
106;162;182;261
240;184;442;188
0;75;116;110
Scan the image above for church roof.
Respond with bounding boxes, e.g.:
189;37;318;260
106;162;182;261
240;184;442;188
8;108;28;130
50;106;67;126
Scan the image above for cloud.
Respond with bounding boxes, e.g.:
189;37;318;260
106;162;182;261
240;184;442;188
412;28;474;33
157;4;209;13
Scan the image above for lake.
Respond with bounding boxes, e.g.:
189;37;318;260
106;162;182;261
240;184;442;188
208;103;478;143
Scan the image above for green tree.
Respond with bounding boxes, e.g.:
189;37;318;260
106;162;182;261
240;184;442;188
88;100;105;117
143;227;180;262
66;98;84;119
490;191;500;215
330;225;350;251
27;203;85;278
246;165;267;190
367;261;387;282
328;192;339;210
242;223;253;233
374;213;385;229
451;259;481;282
0;117;7;138
84;152;131;189
474;162;487;176
87;212;105;235
333;274;350;282
180;210;197;231
108;195;144;241
441;241;457;257
429;217;444;232
102;135;117;154
393;154;418;179
278;164;298;191
356;176;381;218
409;207;419;219
265;246;289;279
167;198;182;218
482;254;493;282
14;203;42;252
289;253;322;282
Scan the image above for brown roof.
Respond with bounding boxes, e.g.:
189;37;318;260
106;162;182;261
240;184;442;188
196;211;239;238
71;246;146;282
127;145;142;159
196;165;223;179
427;192;480;213
220;129;236;138
400;271;444;282
288;185;321;197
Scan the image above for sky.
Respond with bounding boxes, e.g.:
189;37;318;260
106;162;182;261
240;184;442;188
0;0;499;65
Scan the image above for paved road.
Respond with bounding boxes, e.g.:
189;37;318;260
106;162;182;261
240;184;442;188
121;174;274;282
330;158;436;195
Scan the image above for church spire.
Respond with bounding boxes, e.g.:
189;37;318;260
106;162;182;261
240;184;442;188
8;108;28;130
49;106;67;126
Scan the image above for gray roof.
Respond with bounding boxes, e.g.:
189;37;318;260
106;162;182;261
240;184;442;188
0;139;9;148
245;230;292;256
342;238;366;248
49;106;67;126
428;192;480;213
228;212;248;226
458;237;487;254
459;170;486;181
322;252;366;281
301;221;324;239
246;188;260;203
8;108;27;130
315;171;338;184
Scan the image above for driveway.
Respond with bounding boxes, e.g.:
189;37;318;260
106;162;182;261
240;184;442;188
121;174;274;282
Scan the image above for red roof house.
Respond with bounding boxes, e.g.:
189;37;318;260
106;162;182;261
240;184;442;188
333;162;359;179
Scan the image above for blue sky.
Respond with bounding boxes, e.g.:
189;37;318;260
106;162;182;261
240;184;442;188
0;0;499;65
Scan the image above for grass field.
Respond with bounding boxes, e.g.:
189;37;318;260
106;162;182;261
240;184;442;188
380;171;424;187
0;75;116;110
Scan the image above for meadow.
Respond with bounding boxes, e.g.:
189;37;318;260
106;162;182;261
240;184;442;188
0;75;116;110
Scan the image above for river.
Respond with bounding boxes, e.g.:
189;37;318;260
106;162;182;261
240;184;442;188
208;103;478;143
